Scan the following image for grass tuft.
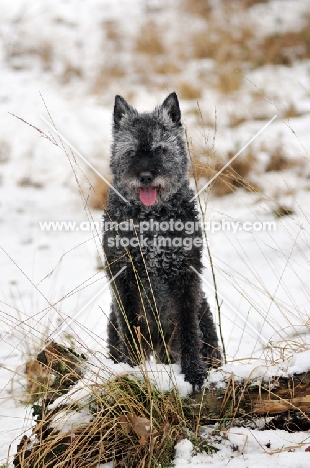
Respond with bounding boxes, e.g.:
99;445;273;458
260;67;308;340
88;174;111;210
15;343;217;468
135;21;166;56
190;146;258;197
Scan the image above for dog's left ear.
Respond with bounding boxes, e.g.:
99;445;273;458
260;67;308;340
161;92;181;125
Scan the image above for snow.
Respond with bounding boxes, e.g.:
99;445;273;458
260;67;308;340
174;428;310;467
1;0;310;465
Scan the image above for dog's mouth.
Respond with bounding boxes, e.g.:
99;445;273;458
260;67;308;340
139;187;157;206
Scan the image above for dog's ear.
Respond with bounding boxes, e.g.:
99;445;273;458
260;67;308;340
161;92;181;125
113;95;135;129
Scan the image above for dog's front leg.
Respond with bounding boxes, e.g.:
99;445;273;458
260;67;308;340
170;270;206;392
109;265;142;367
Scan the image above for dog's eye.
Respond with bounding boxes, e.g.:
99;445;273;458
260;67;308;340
154;145;166;156
127;150;135;157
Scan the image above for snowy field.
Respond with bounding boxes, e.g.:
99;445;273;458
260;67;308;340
1;0;310;466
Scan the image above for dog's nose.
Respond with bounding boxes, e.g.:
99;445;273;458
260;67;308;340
139;171;153;184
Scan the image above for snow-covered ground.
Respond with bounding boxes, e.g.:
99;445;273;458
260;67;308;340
1;0;310;465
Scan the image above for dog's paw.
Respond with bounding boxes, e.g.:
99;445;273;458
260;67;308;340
124;357;136;367
182;358;206;388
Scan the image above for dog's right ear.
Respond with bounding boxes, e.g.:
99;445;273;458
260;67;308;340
114;95;134;129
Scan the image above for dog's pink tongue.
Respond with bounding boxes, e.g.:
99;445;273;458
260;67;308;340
139;187;157;206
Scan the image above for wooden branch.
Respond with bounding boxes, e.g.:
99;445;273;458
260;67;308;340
185;371;310;423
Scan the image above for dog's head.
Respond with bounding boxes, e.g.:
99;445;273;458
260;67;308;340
110;93;189;207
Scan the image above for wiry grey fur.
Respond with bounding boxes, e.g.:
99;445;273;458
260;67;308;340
103;92;221;391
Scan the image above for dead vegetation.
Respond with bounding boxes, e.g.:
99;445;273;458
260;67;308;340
183;1;310;67
24;359;50;404
258;16;310;66
6;1;310;95
178;81;202;100
272;204;295;218
216;67;243;94
15;342;310;467
265;145;304;172
15;343;216;468
190;146;259;197
91;63;126;94
135;20;166;56
88;175;111;210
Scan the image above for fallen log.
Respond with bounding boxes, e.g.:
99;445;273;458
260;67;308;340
184;370;310;427
14;343;310;467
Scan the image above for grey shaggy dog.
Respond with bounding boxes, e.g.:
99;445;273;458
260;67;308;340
103;92;221;391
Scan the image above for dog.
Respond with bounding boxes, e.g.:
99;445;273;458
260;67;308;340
102;92;221;391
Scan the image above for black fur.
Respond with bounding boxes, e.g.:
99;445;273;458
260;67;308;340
103;93;221;390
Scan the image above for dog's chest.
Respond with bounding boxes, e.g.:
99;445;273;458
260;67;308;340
127;221;188;276
104;201;201;277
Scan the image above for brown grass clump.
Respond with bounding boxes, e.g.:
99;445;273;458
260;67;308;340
190;148;258;197
133;54;181;87
181;0;211;17
23;342;85;405
178;81;202;100
88;175;111;210
182;0;269;16
228;113;247;128
9;42;53;71
91;64;125;94
216;67;243;94
272;204;295;218
241;0;269;6
265;146;302;172
258;17;310;66
15;343;217;468
190;19;254;65
15;376;186;468
24;359;51;403
104;19;122;44
188;6;310;70
59;62;83;84
17;176;43;189
135;20;166;56
283;103;302;119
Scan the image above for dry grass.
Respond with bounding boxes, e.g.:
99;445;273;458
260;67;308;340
59;62;83;84
88;174;111;210
91;64;125;94
216;67;243;94
17;176;43;189
132;55;181;88
152;56;181;75
265;146;303;172
272;204;295;219
186;5;310;70
103;20;122;45
178;81;202;100
9;42;53;71
228;113;247;128
258;17;310;66
190;147;258;197
135;20;166;56
24;359;51;404
181;0;211;17
190;19;255;66
182;0;269;16
283;103;302;119
90;2;310;99
190;141;305;198
240;0;269;6
15;343;217;468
